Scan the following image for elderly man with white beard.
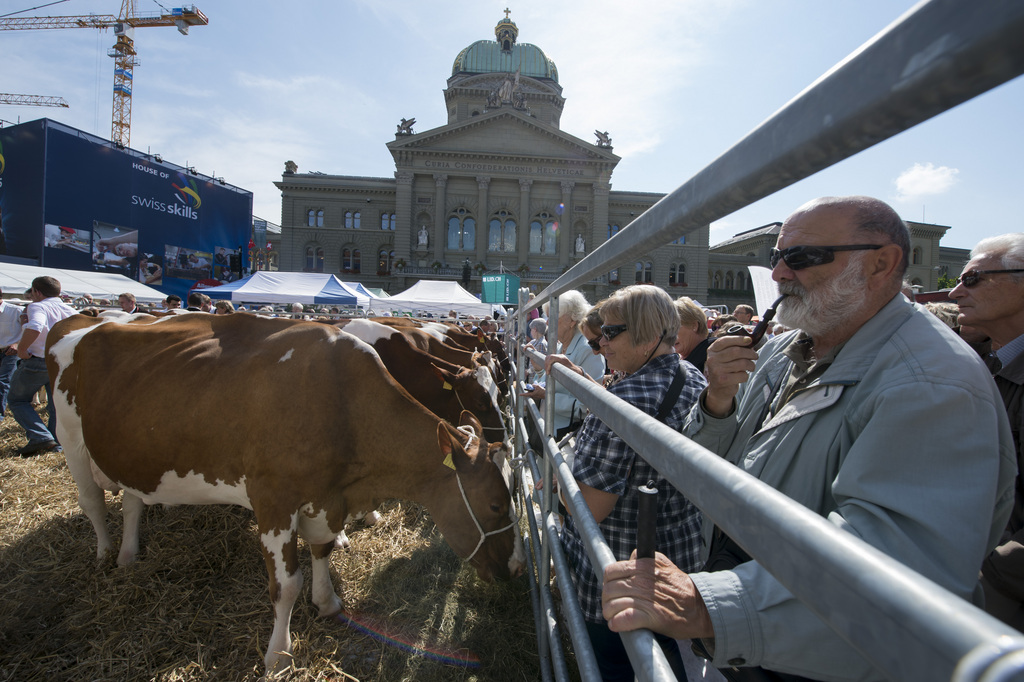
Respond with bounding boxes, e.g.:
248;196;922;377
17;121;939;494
600;196;1016;682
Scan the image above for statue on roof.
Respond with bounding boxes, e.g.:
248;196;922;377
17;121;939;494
595;130;612;147
396;117;416;135
498;69;520;103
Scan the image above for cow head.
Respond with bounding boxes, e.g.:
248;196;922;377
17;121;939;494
431;364;507;442
433;412;524;582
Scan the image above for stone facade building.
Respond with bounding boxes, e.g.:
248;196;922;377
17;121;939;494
273;14;709;304
270;14;967;309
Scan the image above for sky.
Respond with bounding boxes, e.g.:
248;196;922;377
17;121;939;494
1;0;1021;250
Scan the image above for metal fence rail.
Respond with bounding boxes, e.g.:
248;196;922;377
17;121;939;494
509;0;1024;680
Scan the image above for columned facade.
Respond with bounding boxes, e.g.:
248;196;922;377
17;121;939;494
273;15;710;300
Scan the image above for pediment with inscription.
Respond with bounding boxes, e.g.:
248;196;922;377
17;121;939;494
387;110;618;165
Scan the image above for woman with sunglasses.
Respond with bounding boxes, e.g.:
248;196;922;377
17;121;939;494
548;284;707;681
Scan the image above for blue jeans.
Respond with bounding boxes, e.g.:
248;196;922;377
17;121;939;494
585;620;689;682
8;356;58;445
0;352;17;414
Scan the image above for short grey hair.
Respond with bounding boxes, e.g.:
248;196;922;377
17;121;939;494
925;301;959;329
529;318;547;335
544;289;590;325
805;196;910;276
971;233;1024;271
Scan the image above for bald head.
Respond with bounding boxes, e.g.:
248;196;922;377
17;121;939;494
789;196;909;279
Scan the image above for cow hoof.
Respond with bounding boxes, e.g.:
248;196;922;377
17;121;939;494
364;511;382;526
317;594;343;619
334;532;351;550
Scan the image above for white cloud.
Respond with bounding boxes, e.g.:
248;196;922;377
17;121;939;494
894;163;959;201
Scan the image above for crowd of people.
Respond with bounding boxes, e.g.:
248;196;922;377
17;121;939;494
2;194;1021;681
516;196;1023;682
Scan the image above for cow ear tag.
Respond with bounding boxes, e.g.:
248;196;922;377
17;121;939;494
442;381;453;391
443;452;456;470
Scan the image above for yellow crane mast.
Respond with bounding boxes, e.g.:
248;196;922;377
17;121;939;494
0;3;208;147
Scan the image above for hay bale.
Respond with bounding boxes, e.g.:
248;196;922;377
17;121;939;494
0;413;539;681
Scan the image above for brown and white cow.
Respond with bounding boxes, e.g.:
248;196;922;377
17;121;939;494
340;319;506;440
46;313;525;673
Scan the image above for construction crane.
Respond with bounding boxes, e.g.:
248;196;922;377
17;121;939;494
0;94;70;108
0;2;208;147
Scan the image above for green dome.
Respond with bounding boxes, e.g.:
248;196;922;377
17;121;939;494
451;17;558;82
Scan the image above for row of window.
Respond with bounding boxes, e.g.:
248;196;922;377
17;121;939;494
446;208;558;253
304;210;691;252
708;270;751;290
306;210;397;230
305;246;397;274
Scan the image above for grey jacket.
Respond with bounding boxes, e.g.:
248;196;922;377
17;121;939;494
683;294;1016;681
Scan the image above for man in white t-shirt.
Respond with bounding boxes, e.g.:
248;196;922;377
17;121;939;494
9;276;76;456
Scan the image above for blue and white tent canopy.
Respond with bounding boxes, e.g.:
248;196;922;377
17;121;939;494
202;272;369;307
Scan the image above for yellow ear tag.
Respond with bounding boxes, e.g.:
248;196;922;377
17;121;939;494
442;381;453;391
443;453;456;470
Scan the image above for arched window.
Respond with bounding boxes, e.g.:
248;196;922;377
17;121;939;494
381;213;396;230
669;262;687;286
670;234;686;245
635;261;653;284
378;248;394;274
609;268;620;284
725;272;734;289
608;223;621;240
713;271;722;288
345;211;353;229
353;211;361;229
307;210;316;227
736;272;746;290
447;208;475;251
305;245;324;272
342;247;361;273
913;246;922;265
488;210;516;252
530;212;557;254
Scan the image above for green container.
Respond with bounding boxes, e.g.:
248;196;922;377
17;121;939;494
481;274;520;304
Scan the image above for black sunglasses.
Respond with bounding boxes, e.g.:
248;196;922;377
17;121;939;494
586;336;602;351
956;269;1024;288
600;324;628;341
770;244;883;271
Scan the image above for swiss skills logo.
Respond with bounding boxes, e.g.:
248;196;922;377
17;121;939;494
130;169;201;220
172;172;202;210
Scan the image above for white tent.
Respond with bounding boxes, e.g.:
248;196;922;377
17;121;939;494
202;272;369;307
371;280;491;317
0;262;167;302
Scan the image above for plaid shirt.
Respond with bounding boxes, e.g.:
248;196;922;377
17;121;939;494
561;353;707;622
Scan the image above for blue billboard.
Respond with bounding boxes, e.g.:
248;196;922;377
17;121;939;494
0;118;252;298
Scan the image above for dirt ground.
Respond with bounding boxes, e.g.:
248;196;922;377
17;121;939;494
0;409;541;681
